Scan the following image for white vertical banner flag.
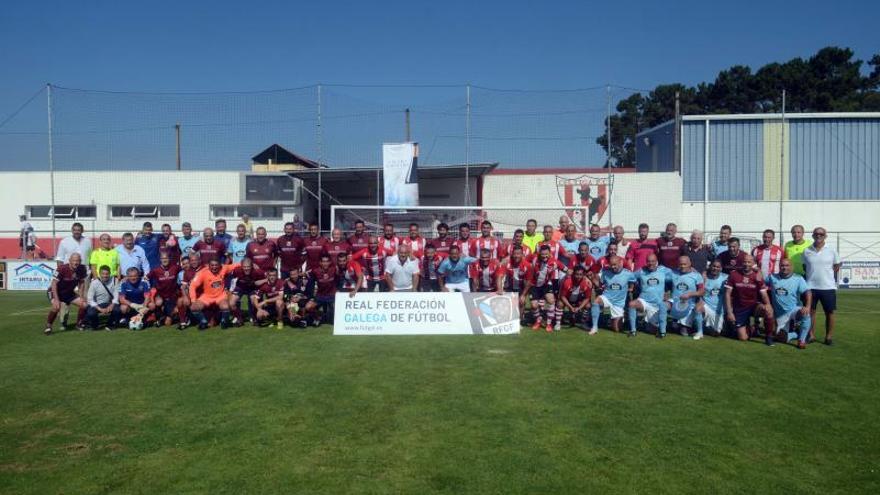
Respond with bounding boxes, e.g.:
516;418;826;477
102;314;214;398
383;142;419;207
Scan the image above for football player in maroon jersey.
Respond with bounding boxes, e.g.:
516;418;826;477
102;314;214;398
246;227;278;272
228;257;267;326
147;253;181;327
252;268;286;328
327;228;352;263
277;222;304;278
347;220;370;252
431;222;454;256
193;228;227;265
303;223;330;271
307;254;338;325
45;252;88;334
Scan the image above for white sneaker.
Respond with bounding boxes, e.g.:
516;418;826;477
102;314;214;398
588;328;598;335
554;324;561;332
693;333;703;340
43;326;52;335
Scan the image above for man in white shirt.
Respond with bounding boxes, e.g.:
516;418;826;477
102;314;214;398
56;222;93;267
384;244;420;292
19;214;32;258
803;226;841;345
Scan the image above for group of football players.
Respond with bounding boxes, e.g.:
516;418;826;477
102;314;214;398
44;216;840;349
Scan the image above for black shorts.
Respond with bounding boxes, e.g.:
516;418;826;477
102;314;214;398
420;279;441;292
530;286;552;301
48;290;78;305
810;289;837;313
231;287;256;298
366;280;388;292
733;306;758;327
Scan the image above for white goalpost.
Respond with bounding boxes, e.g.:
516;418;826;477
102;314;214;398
330;205;590;238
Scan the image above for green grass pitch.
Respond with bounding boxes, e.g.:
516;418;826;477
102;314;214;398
0;290;878;494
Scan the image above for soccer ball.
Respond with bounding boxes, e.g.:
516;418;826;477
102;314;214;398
128;314;144;331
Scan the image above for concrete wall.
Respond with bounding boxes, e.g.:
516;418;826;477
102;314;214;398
0;171;305;257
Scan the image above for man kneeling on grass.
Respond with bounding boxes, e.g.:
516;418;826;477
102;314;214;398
188;258;238;330
86;265;121;331
118;267;153;329
724;254;775;345
252;268;286;329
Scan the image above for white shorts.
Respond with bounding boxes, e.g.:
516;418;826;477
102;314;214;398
703;306;723;333
445;281;470;293
669;299;696;327
775;307;803;331
598;295;624;319
637;297;661;325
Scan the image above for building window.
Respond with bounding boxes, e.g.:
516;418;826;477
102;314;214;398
210;205;283;220
245;175;296;202
27;205;97;219
211;205;237;219
109;205;180;219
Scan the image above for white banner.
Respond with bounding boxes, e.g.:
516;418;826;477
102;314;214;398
6;260;55;291
334;291;521;335
382;142;419;207
839;261;880;289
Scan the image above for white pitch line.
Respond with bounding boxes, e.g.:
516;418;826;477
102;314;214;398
9;307;48;316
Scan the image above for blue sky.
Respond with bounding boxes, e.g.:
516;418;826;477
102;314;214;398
1;0;877;169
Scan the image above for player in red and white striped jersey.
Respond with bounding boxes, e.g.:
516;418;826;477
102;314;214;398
525;244;568;332
472;220;505;260
557;265;593;330
468;248;504;293
402;223;428;260
379;223;401;256
335;252;364;296
501;245;532;309
752;229;784;275
351;235;388;292
419;244;445;292
506;229;532;258
453;223;476;257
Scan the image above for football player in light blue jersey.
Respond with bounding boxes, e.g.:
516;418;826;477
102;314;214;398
667;255;705;339
590;255;635;335
711;224;732;258
229;224;252;264
628;254;672;338
557;224;583;264
698;259;728;337
438;245;477;292
766;258;813;349
584;223;611;259
177;222;200;258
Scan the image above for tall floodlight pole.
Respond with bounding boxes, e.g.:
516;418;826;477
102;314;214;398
175;123;181;170
465;84;472;206
317;84;323;231
779;89;786;245
606;85;612;228
47;83;57;257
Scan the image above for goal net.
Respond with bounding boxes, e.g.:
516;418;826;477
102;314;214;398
330;205;590;239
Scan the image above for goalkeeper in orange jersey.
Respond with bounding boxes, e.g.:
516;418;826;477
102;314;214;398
188;258;239;330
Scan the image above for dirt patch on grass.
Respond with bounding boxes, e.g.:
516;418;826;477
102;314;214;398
0;462;30;473
61;442;91;455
